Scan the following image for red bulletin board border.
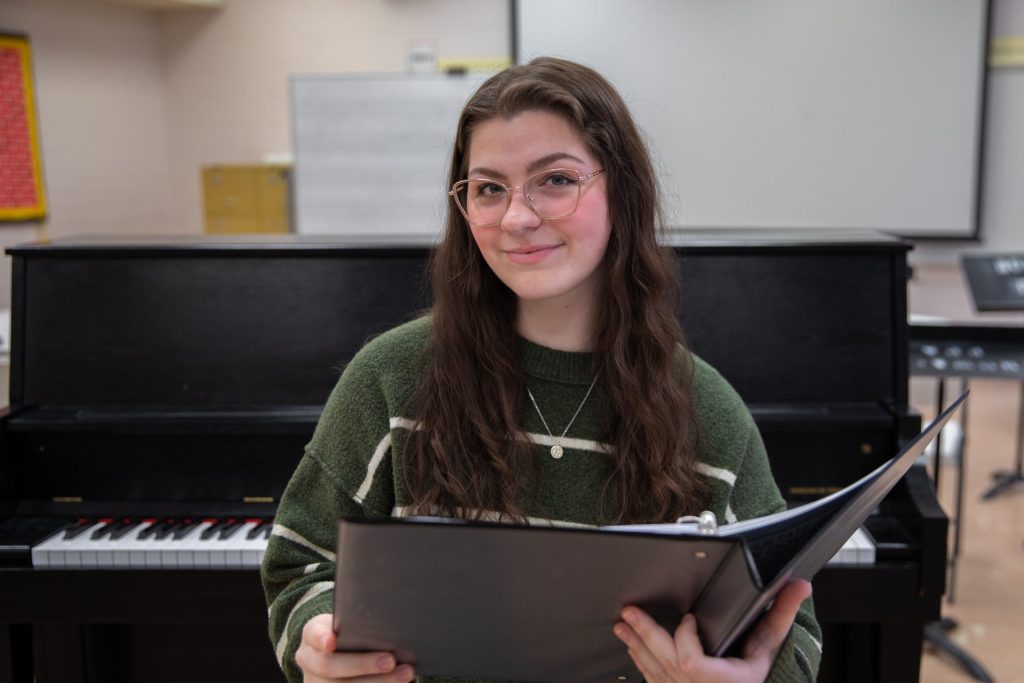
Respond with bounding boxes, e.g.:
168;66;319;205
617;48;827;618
0;33;47;222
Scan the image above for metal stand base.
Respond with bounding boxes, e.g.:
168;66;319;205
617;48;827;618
981;470;1024;500
927;379;995;682
981;381;1024;501
924;619;996;683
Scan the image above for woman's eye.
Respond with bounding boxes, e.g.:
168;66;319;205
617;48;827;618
540;172;576;187
475;182;506;198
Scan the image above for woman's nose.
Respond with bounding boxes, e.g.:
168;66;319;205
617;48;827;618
500;189;542;234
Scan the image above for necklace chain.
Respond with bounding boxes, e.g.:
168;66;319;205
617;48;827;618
526;375;599;459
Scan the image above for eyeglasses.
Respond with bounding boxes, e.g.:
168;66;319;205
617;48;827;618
449;168;604;227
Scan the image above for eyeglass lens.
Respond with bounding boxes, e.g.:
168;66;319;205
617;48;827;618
456;169;583;225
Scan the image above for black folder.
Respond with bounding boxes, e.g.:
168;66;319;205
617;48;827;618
333;393;966;683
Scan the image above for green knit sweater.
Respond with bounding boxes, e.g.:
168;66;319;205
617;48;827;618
261;316;822;683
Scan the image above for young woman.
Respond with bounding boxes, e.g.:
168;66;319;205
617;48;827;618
262;57;821;683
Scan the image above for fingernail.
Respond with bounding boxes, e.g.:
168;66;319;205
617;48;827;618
613;623;627;640
396;664;416;681
620;608;636;623
377;655;395;671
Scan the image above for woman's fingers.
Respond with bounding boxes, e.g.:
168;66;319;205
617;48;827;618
613;582;811;683
742;579;812;662
615;607;691;682
297;613;415;681
303;613;337;651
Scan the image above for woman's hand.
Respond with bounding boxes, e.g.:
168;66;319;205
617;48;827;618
295;613;416;683
612;579;812;683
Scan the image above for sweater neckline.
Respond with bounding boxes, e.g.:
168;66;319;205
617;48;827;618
518;336;598;385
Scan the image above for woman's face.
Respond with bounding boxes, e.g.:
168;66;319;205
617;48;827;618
464;110;611;313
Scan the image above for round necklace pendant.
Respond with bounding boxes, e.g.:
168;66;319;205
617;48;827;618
550;444;564;459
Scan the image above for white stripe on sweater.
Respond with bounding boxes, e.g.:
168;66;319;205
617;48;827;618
390;505;595;528
351;418;424;504
696;462;737;487
388;416;615;455
521;431;613;454
724;504;738;524
354;433;391;504
274;580;334;666
795;623;822;653
271;524;336;562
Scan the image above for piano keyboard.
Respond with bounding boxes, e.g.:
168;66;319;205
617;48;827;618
29;518;876;570
826;527;876;565
31;518;271;570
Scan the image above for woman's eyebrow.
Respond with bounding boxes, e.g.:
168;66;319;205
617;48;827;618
467;153;590;180
467;166;506;179
527;153;587;174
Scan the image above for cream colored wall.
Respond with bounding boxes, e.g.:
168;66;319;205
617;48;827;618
0;0;511;313
0;0;174;309
157;0;510;233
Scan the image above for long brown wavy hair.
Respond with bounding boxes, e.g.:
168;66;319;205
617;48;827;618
402;57;704;523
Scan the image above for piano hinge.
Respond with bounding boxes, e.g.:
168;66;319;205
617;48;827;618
243;496;275;504
789;486;840;497
53;496;83;503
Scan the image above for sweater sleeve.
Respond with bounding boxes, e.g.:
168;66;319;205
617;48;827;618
261;343;400;683
692;357;823;682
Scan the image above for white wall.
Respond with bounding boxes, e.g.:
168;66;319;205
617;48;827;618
0;0;174;307
157;0;510;234
0;0;511;312
1;0;1021;287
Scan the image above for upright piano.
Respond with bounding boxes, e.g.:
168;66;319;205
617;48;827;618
0;231;946;683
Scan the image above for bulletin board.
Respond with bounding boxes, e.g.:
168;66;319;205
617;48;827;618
0;33;47;222
290;73;485;236
516;0;990;239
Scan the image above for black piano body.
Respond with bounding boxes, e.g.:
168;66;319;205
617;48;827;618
0;231;945;683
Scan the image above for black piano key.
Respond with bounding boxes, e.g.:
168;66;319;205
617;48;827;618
246;520;271;540
90;520;116;540
218;521;244;540
63;519;94;541
137;520;166;540
109;521;142;540
172;520;201;540
200;521;225;540
156;521;189;541
201;518;234;540
147;519;180;541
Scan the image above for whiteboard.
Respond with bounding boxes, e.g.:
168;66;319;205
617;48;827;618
291;74;485;236
516;0;989;238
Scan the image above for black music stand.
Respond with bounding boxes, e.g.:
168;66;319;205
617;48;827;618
962;254;1024;500
910;322;1003;683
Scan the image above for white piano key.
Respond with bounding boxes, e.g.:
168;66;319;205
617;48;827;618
111;525;151;568
31;518;272;570
241;524;269;568
171;522;207;569
63;522;108;569
827;526;876;566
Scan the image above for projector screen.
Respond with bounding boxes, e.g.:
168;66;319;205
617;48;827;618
515;0;989;239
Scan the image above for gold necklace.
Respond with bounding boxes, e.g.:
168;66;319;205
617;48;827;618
526;375;599;459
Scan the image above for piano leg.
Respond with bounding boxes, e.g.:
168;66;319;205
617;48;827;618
877;622;925;682
32;623;85;683
0;625;8;683
0;624;32;683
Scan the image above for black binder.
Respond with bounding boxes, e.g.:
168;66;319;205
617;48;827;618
333;393;966;683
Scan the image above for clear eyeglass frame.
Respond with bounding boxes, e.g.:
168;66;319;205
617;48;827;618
448;168;605;227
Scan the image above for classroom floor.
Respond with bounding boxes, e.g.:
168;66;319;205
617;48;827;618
910;264;1024;683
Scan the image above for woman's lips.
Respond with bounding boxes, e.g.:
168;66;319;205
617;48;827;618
504;244;560;265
